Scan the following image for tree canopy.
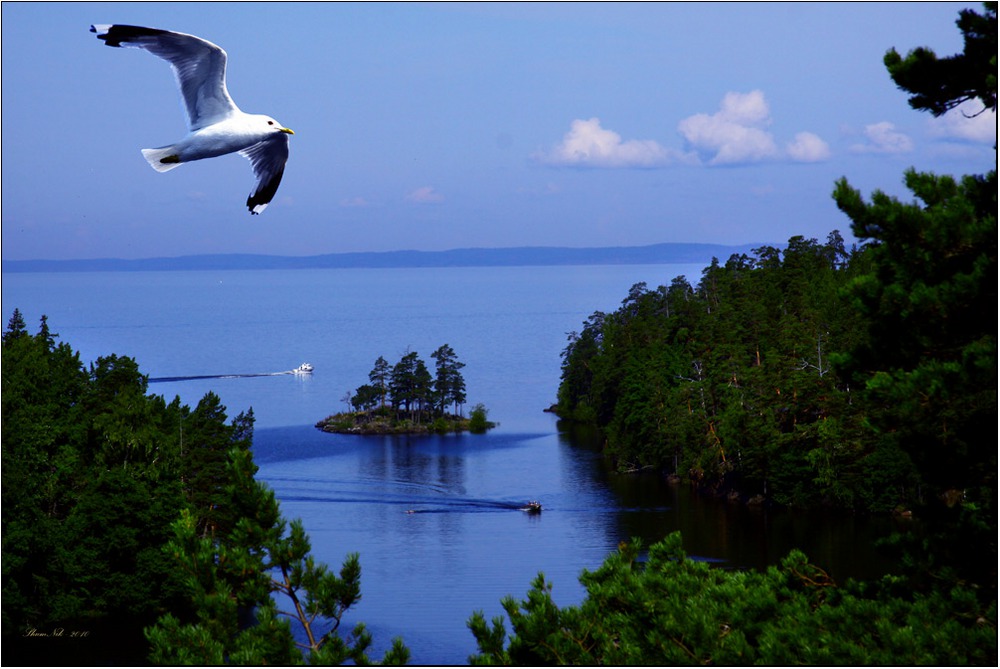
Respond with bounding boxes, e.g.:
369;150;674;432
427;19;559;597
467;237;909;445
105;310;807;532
468;533;996;665
320;345;492;434
556;4;997;524
555;234;896;509
549;0;997;639
883;2;997;116
2;312;406;665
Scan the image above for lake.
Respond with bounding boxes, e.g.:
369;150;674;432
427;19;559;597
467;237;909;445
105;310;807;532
2;265;897;664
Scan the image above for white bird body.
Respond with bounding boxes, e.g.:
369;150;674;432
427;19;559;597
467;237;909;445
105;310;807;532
91;24;294;214
144;114;284;168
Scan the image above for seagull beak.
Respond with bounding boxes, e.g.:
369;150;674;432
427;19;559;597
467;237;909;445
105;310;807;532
280;127;294;135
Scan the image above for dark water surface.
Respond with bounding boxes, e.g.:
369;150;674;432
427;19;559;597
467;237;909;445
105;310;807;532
3;266;898;664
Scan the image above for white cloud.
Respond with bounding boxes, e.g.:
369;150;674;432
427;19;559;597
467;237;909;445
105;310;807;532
851;122;914;154
534;117;676;168
537;92;829;169
405;186;445;204
677;91;778;164
786;132;831;162
928;100;997;143
677;91;827;164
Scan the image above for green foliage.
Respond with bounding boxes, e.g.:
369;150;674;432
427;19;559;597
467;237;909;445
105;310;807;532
555;236;896;508
382;346;468;419
3;313;405;665
326;346;492;434
145;447;410;665
833;2;997;602
547;11;998;660
431;343;467;415
554;5;997;520
468;403;495;434
432;416;453;433
2;314;192;663
883;2;997;116
368;355;391;409
468;532;997;665
833;170;997;497
351;383;381;413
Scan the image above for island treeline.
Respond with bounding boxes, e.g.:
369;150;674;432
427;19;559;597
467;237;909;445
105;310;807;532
316;345;495;434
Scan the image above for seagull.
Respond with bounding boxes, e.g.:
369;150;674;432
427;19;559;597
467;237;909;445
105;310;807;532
91;24;294;214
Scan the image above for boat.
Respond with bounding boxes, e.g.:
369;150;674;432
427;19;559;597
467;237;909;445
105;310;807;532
522;501;542;514
293;363;314;375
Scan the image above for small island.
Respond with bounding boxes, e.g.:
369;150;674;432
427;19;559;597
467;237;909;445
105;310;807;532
316;345;496;436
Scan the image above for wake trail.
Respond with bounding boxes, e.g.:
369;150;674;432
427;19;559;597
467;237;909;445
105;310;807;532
149;370;297;383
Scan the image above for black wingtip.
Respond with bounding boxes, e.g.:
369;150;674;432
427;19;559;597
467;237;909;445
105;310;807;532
246;168;285;215
91;24;170;47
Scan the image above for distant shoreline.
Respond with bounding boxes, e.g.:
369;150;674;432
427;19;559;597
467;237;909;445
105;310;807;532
2;242;762;274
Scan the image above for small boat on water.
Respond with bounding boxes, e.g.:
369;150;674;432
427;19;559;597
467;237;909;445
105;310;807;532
522;501;542;514
293;363;314;375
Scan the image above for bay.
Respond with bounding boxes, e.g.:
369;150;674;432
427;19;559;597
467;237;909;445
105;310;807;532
2;264;896;664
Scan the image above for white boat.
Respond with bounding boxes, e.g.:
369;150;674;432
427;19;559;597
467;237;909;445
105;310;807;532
293;363;314;374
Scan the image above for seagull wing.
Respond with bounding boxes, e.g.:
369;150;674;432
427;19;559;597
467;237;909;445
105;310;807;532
239;133;291;215
91;24;238;130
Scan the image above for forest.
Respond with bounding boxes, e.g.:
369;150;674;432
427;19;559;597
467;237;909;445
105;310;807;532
556;232;881;506
530;4;995;661
2;3;996;665
557;7;996;517
1;310;409;666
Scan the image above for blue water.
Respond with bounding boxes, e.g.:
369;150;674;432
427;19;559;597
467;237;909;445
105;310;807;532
2;265;702;432
2;264;895;664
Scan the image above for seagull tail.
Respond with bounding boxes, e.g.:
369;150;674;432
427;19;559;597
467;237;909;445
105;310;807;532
141;146;184;173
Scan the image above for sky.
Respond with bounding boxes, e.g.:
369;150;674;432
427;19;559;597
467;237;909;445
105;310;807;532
1;2;995;261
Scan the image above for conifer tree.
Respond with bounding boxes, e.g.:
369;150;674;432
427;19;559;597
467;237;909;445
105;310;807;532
832;0;996;597
883;2;997;116
368;355;390;410
431;344;466;416
2;315;188;664
145;443;410;665
468;533;996;665
413;358;433;423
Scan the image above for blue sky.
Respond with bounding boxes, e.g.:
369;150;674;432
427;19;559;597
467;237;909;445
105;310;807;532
1;2;995;260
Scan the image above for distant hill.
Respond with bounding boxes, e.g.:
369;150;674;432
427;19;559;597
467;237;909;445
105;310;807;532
2;242;764;273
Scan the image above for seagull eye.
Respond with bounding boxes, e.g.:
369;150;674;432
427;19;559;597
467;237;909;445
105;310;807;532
267;121;274;125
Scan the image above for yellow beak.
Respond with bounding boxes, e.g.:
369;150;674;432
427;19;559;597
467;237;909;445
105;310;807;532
281;127;295;135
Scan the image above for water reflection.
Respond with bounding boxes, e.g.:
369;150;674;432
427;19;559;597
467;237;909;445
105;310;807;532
254;422;899;664
555;420;899;581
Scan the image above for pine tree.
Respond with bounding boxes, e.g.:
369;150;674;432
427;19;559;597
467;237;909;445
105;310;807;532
368;356;390;410
832;0;997;598
468;532;996;665
2;314;189;664
145;447;410;665
389;351;420;417
431;344;466;416
883;2;997;116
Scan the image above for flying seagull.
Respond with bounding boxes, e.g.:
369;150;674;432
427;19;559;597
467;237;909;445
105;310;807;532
91;24;294;214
